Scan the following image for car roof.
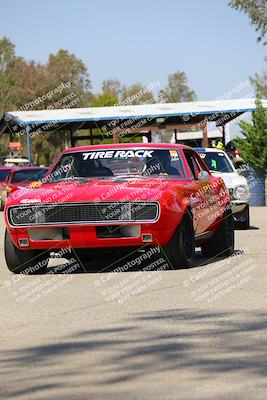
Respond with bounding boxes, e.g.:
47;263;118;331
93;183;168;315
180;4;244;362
9;167;47;173
194;147;226;154
63;143;193;154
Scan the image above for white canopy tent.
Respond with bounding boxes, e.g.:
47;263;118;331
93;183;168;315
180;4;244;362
0;97;266;162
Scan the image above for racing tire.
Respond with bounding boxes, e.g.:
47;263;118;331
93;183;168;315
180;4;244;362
201;207;234;258
163;212;195;269
4;229;49;274
235;206;250;230
0;197;4;211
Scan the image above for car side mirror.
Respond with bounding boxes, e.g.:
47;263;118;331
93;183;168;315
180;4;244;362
198;170;209;181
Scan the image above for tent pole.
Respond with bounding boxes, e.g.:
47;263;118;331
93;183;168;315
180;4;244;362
202;122;208;147
26;126;31;164
174;129;178;143
70;126;75;147
222;124;226;146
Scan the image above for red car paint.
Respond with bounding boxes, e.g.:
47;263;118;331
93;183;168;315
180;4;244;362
4;144;230;251
0;167;13;183
0;167;13;192
5;167;48;194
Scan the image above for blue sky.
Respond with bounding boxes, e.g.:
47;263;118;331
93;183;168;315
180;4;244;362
1;0;265;100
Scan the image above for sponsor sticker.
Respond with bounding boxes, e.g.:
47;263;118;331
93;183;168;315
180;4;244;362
82;150;154;160
169;150;179;160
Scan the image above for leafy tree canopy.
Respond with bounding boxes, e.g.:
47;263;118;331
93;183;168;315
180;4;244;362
229;0;267;44
250;56;267;97
234;96;267;170
0;37;197;163
159;71;197;103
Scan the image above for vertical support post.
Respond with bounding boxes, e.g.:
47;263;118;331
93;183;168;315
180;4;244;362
113;132;119;143
70;126;75;147
222;124;225;146
174;129;178;143
90;129;93;145
26;125;32;164
202;122;208;147
147;130;152;143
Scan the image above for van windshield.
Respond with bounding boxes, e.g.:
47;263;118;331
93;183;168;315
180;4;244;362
198;151;234;173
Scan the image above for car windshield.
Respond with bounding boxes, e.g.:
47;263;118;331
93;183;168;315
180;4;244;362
0;169;11;181
47;148;185;182
11;169;47;183
198;151;234;173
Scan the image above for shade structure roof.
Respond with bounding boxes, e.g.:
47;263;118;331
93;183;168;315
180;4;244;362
1;97;266;135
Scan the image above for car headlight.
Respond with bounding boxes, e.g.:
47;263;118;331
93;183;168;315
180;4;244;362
233;185;250;201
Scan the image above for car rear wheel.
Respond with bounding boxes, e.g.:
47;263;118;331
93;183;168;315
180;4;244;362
163;212;195;269
4;229;49;274
201;207;234;258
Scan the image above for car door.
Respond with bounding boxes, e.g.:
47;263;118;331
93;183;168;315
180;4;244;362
183;149;217;235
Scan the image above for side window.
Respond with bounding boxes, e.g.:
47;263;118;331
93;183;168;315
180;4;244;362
183;151;195;179
191;157;201;179
184;150;206;180
5;171;12;184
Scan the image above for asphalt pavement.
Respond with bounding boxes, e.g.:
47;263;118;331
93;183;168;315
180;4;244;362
0;208;267;400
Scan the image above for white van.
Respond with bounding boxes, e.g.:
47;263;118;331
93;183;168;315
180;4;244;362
195;148;250;229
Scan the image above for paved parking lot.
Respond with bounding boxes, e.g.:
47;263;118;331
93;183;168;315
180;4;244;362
0;208;267;400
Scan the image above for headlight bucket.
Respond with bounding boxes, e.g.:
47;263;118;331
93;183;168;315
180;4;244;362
233;185;250;201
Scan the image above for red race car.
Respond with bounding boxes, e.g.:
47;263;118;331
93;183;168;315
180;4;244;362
4;143;234;274
0;167;13;210
1;167;48;210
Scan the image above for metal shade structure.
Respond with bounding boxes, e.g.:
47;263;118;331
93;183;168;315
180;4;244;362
1;97;266;163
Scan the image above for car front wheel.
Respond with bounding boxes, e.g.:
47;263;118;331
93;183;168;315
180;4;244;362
163;212;195;269
4;229;49;274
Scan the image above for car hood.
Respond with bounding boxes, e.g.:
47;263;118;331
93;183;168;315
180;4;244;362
211;171;248;189
7;176;184;205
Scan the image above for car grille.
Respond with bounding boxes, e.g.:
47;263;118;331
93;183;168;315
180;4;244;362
8;202;160;227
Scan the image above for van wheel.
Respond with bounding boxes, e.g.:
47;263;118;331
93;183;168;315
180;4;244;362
4;229;49;274
235;205;250;230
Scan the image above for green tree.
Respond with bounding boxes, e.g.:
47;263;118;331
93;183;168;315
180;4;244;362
46;49;93;107
91;92;118;107
121;82;157;105
102;79;122;98
250;56;267;97
234;96;267;170
102;80;158;105
0;37;18;115
159;71;197;103
229;0;267;44
0;38;94;163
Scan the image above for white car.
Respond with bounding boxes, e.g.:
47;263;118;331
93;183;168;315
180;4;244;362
195;148;250;229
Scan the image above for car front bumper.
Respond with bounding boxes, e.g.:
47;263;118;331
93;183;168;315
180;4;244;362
231;201;249;222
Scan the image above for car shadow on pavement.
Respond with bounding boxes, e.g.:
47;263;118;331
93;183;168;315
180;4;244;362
234;225;259;230
1;309;267;399
46;247;246;274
